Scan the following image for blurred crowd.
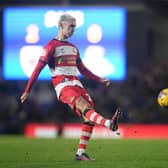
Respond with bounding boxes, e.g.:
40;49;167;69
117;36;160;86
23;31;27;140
0;58;168;134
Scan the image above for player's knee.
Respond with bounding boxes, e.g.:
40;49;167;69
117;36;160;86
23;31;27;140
75;96;91;113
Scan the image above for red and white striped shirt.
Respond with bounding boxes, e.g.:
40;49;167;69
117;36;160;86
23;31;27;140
24;39;102;98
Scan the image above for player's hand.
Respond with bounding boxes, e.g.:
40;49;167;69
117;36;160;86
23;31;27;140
20;92;29;103
101;78;111;87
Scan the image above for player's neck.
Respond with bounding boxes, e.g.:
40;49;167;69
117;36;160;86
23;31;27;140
56;34;68;41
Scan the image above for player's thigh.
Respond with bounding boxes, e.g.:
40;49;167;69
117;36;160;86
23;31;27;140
75;96;91;113
59;86;94;115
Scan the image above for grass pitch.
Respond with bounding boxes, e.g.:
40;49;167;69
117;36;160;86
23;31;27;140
0;136;168;168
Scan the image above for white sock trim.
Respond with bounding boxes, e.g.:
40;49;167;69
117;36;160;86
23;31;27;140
77;148;85;155
104;120;110;128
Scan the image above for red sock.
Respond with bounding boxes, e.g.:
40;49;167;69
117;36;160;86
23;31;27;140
84;109;106;126
77;123;94;155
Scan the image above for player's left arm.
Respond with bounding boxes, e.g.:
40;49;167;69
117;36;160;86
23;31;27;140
77;57;110;86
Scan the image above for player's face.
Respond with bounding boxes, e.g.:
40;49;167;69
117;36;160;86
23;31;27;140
61;21;76;39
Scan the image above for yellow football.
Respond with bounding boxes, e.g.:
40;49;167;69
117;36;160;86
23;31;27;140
157;88;168;107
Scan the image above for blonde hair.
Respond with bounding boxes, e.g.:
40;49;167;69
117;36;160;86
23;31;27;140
58;13;76;24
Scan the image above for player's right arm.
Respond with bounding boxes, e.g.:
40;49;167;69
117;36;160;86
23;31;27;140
20;60;46;103
20;41;54;103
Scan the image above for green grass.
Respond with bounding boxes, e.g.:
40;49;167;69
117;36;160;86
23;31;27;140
0;136;168;168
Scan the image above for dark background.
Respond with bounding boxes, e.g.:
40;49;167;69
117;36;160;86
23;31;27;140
0;0;168;134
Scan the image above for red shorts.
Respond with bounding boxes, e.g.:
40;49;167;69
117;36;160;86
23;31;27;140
59;86;94;117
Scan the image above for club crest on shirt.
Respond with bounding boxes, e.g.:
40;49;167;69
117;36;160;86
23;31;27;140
72;47;77;55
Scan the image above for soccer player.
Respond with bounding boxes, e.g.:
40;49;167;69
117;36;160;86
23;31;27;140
20;13;121;161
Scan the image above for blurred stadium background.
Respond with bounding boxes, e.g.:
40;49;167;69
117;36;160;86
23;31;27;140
1;1;168;168
0;0;168;139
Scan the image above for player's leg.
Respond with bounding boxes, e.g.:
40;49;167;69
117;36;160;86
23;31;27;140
58;86;121;160
74;95;121;161
75;121;95;161
75;95;121;130
58;86;95;160
59;85;120;129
